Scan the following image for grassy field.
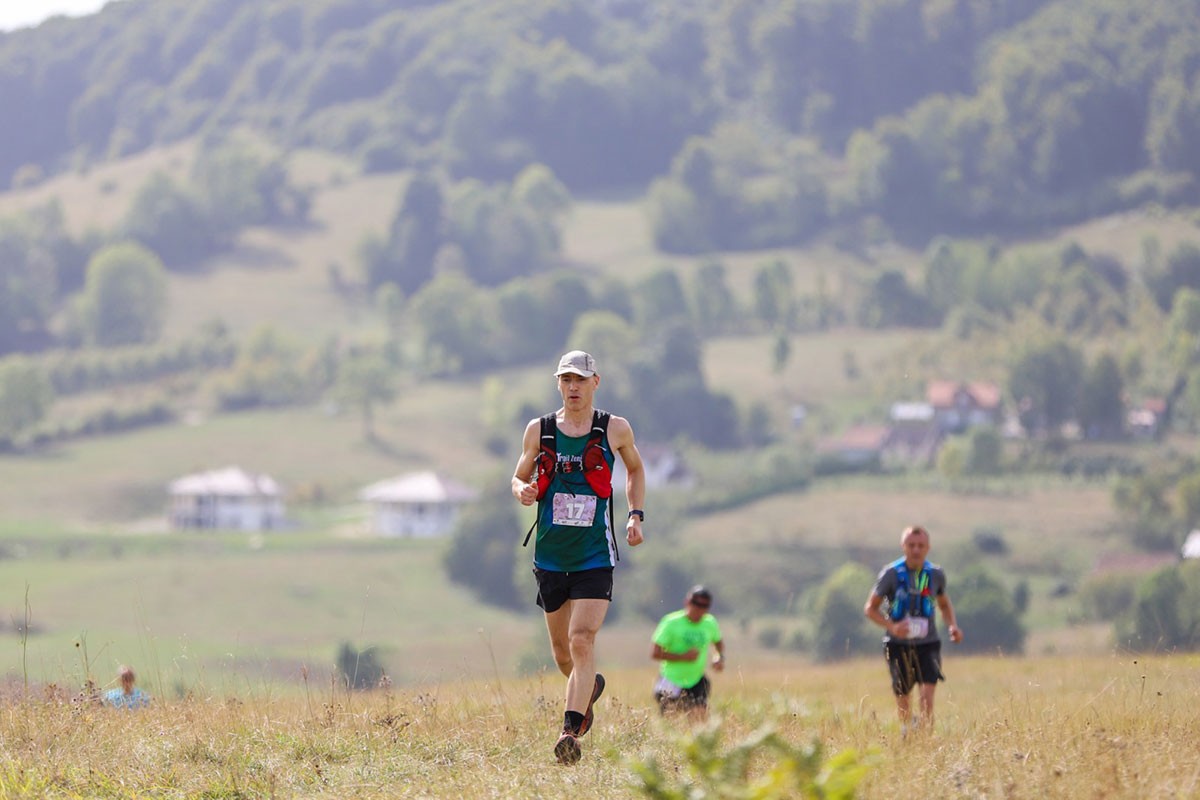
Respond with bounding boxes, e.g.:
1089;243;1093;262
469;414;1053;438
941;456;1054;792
1;142;1195;799
0;368;521;526
0;653;1195;798
0;141;196;233
0;536;546;693
0;464;1130;699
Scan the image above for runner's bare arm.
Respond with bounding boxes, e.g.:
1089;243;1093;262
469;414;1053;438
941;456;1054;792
865;592;906;636
609;414;645;546
937;593;963;642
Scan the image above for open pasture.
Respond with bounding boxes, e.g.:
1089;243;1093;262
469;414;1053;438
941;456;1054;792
0;653;1194;798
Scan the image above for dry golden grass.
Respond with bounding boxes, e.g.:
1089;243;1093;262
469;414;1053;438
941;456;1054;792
1;653;1196;799
1053;208;1200;271
0;142;196;233
561;200;910;300
683;480;1116;561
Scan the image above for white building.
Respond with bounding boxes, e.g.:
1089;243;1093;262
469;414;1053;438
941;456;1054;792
359;471;478;537
169;466;286;531
926;380;1002;433
1183;530;1200;560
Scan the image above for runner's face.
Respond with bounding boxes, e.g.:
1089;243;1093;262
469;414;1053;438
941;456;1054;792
685;595;711;621
902;532;929;566
558;373;597;409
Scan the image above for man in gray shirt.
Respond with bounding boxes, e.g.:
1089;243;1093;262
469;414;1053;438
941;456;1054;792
864;525;963;732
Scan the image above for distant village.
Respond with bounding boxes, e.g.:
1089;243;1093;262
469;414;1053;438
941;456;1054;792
166;379;1168;537
815;379;1165;471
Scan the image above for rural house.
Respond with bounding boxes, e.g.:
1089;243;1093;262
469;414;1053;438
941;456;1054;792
926;380;1002;433
169;466;286;531
1183;530;1200;560
1128;397;1167;440
885;402;944;466
816;424;891;471
359;471;478;537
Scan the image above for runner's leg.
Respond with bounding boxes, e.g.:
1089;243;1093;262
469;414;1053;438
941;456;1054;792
565;598;608;714
544;601;573;678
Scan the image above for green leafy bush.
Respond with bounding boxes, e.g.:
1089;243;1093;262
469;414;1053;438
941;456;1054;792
628;722;867;800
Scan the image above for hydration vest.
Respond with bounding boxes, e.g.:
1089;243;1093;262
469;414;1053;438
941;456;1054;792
889;558;934;621
522;410;617;558
534;410;613;501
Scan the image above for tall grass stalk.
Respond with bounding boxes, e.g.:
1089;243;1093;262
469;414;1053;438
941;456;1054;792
19;583;30;695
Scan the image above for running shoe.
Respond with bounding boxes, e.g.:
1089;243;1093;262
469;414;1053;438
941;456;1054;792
578;672;606;737
554;731;581;764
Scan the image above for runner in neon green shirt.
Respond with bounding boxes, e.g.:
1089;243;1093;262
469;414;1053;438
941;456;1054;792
651;585;725;718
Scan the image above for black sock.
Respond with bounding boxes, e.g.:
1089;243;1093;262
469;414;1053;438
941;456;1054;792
563;710;585;735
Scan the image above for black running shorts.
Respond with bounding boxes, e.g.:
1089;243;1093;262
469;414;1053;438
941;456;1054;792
655;674;711;713
884;640;944;696
533;567;614;612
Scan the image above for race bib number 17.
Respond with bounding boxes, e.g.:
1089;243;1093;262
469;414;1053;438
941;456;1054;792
552;493;598;527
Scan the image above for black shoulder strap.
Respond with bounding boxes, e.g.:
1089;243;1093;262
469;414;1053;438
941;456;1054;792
590;409;610;440
541;412;558;449
523;413;558;547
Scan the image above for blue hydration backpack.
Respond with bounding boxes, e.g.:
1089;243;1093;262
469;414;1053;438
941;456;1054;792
889;557;934;622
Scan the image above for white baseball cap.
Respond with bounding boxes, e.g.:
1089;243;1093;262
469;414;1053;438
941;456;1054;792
554;350;597;377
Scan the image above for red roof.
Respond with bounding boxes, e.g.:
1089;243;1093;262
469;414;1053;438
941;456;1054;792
926;380;1001;410
818;424;890;452
1141;397;1167;414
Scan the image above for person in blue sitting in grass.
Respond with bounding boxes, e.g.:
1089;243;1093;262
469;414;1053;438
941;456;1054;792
103;665;151;709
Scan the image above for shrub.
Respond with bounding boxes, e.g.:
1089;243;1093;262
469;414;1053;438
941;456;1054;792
952;565;1026;654
756;625;783;650
1077;572;1139;622
971;526;1009;555
950;566;1027;652
1119;561;1200;651
629;723;866;800
335;642;387;690
810;563;878;662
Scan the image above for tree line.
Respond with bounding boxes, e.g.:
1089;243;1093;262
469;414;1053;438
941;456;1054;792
2;0;1198;243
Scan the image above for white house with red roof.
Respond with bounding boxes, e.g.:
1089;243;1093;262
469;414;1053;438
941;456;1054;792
926;380;1002;433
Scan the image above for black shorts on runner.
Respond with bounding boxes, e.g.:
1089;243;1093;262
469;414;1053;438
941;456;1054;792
533;567;614;612
884;640;944;696
656;675;711;714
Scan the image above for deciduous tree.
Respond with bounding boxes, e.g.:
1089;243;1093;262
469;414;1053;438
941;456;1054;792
78;241;167;347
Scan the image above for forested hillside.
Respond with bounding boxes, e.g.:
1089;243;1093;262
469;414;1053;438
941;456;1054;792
2;0;1200;480
2;0;1198;235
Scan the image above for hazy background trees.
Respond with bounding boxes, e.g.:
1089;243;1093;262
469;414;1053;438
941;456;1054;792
2;0;1197;238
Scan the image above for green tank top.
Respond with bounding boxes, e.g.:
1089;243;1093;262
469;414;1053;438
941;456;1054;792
534;428;616;572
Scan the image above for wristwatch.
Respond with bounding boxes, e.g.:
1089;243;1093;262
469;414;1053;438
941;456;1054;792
627;509;644;522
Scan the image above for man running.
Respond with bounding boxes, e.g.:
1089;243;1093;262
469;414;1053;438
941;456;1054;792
651;585;725;720
864;525;963;732
512;350;645;764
